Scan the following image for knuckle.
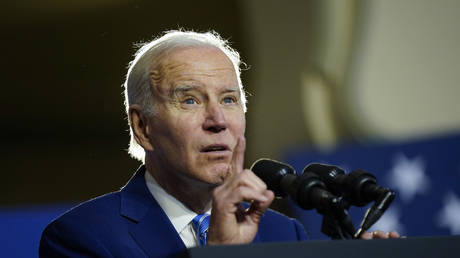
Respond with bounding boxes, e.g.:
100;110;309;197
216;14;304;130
235;170;249;182
235;187;246;197
240;169;250;177
242;169;255;181
260;180;267;189
212;186;222;199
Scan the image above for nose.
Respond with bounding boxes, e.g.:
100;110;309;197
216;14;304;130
202;103;227;133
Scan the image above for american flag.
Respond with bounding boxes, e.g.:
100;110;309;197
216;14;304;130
285;132;460;239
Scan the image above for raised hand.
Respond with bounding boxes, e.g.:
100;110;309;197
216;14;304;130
207;137;275;245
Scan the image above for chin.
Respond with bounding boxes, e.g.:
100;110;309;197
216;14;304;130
204;163;231;185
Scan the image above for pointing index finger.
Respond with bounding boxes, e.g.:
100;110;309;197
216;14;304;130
231;137;246;174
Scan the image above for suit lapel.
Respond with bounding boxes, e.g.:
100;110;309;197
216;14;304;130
120;165;186;257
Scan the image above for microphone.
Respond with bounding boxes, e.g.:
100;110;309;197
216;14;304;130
250;159;344;213
304;163;395;237
304;164;394;207
250;159;355;238
250;158;296;198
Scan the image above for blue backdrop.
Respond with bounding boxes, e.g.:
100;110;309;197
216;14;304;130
0;204;75;257
285;132;460;240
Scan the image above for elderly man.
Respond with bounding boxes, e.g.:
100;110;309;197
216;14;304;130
39;30;398;257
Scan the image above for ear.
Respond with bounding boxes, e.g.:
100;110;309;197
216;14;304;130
129;104;154;151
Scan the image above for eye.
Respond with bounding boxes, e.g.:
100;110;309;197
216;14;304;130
223;96;237;104
184;97;197;105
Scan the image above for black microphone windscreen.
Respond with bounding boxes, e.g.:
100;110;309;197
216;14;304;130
250;158;295;197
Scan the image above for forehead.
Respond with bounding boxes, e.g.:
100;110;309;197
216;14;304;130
159;46;237;85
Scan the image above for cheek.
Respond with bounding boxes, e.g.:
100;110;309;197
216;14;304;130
150;111;199;150
240;116;246;134
171;113;203;146
229;112;246;135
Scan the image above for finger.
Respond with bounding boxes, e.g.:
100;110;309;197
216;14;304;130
221;169;266;193
241;169;267;190
246;190;275;223
373;230;389;239
226;185;270;204
254;190;275;210
360;232;373;240
230;136;246;174
389;231;400;238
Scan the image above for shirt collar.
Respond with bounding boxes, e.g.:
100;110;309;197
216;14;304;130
144;170;210;234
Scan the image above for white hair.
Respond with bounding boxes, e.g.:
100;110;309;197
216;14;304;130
123;30;247;162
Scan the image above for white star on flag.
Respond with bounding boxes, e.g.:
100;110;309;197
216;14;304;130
387;153;430;203
437;192;460;234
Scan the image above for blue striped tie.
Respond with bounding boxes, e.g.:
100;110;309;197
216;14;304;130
192;213;210;245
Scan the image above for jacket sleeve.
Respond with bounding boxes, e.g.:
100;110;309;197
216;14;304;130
39;219;113;258
293;219;308;241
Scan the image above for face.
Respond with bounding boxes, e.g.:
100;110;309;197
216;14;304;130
146;46;246;186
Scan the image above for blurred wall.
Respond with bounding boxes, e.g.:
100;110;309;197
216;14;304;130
243;0;361;158
344;0;460;140
241;0;319;162
242;0;460;162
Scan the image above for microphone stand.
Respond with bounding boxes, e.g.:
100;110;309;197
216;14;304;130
321;188;394;240
317;185;394;240
319;198;355;240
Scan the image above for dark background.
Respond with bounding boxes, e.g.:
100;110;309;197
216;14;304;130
1;0;254;207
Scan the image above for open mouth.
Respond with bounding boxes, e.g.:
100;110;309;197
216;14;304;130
200;144;230;153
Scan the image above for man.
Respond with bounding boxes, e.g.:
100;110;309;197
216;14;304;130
39;30;398;257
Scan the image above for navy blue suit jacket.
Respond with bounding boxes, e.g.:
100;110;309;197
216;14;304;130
39;166;307;257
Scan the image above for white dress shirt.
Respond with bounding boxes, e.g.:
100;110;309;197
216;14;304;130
144;170;211;248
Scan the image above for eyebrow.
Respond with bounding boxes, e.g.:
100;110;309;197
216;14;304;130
222;88;239;94
170;84;239;97
170;84;201;98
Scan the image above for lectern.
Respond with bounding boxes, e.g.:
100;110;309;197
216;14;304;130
188;235;460;258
